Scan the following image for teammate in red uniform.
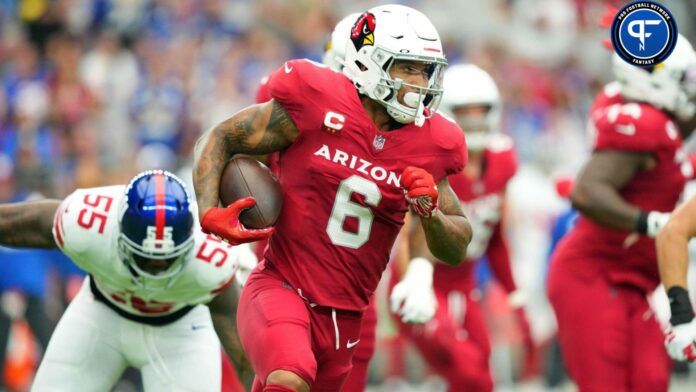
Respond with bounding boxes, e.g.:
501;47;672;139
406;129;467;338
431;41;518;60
390;64;531;392
548;35;696;391
193;5;472;392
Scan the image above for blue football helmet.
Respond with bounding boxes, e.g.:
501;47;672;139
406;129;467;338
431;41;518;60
118;170;195;290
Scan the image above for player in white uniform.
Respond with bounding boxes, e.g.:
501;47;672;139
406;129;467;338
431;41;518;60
0;170;256;391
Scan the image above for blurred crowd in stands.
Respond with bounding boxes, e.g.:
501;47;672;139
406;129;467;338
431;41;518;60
0;0;695;390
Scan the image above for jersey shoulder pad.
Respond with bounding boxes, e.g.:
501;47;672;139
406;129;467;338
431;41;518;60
429;113;466;151
486;134;518;183
255;75;272;104
591;95;677;152
429;113;468;177
185;231;243;295
53;186;124;272
266;59;343;133
267;59;337;103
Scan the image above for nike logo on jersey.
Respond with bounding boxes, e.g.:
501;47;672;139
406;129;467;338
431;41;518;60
346;339;360;349
284;63;293;73
615;123;636;136
313;144;401;188
191;324;207;331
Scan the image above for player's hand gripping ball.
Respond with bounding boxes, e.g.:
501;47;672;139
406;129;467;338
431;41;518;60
201;157;282;245
401;166;438;218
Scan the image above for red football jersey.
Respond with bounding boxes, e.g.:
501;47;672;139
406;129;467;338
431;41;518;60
255;75;272;103
554;83;689;291
261;59;467;310
433;136;518;293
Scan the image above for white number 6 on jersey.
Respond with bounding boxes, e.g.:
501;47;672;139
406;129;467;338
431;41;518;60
326;175;381;249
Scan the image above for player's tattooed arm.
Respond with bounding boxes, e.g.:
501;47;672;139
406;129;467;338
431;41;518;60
193;99;299;219
416;178;472;265
0;200;61;248
208;283;254;388
571;150;652;231
406;211;437;266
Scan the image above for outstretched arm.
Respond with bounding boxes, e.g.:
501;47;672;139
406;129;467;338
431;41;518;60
0;200;61;248
657;195;696;290
193;100;298;220
657;195;696;362
657;194;696;323
570;151;653;232
416;178;472;265
389;212;438;324
208;282;253;388
391;185;473;323
486;219;517;294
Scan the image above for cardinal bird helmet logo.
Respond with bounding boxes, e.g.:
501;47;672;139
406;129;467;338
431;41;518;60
351;12;376;51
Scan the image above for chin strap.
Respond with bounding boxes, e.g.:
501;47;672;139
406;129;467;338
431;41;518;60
414;100;426;127
335;56;347;72
675;99;696;122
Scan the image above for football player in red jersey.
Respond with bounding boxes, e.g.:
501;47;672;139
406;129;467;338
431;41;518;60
253;13;379;392
548;34;696;392
193;5;472;392
252;12;359;260
657;194;696;363
389;64;532;392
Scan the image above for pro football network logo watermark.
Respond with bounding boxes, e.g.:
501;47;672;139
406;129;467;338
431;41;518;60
610;1;678;67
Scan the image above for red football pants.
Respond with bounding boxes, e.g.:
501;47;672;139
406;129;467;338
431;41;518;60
221;349;244;392
396;287;493;392
548;258;670;392
238;267;362;391
342;296;377;392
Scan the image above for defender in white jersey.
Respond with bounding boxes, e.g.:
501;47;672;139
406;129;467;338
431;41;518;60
0;170;256;391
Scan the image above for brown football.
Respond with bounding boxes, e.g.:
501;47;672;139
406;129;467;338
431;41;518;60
219;156;282;229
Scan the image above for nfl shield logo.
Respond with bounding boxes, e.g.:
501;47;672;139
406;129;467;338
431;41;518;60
373;135;386;150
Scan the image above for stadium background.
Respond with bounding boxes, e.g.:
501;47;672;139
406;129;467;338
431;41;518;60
0;0;695;390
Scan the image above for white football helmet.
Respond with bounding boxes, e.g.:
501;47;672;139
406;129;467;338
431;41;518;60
440;64;501;151
323;13;360;72
613;34;696;122
342;5;447;127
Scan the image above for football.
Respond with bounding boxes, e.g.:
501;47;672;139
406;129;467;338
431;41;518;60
219;156;282;229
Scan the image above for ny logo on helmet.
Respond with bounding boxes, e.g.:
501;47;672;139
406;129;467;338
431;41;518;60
143;226;175;252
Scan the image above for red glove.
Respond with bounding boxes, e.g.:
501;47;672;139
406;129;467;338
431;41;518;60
401;166;438;218
201;197;274;245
